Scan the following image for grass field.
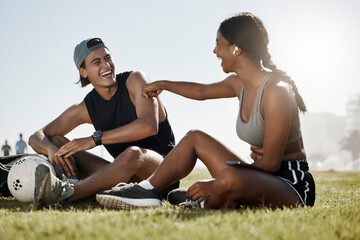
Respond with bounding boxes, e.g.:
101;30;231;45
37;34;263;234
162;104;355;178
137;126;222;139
1;169;359;240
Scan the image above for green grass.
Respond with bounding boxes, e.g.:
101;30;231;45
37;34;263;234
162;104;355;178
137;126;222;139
1;170;359;240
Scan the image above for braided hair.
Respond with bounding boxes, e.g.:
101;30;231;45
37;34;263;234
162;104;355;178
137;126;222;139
219;12;307;112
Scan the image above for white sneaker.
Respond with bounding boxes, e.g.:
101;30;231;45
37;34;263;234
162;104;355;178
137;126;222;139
33;164;74;210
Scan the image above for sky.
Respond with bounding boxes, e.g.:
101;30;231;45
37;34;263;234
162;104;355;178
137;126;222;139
1;0;359;161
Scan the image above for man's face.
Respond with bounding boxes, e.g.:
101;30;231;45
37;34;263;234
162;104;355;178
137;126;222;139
80;47;116;88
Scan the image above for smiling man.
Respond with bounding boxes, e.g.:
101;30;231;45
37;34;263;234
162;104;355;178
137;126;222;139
28;38;178;208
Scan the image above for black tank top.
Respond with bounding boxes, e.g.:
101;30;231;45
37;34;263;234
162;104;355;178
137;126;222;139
84;71;175;158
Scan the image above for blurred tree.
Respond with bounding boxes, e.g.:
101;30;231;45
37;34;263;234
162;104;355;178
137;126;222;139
340;130;360;159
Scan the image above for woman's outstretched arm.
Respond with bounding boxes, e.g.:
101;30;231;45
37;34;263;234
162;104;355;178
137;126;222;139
143;74;241;100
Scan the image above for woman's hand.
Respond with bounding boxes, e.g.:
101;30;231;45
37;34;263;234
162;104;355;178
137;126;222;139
187;179;214;202
143;81;163;98
250;146;263;161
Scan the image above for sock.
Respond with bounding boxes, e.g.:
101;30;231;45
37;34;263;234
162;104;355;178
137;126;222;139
138;180;154;190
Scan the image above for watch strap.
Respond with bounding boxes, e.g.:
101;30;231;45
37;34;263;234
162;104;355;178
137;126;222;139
92;130;102;146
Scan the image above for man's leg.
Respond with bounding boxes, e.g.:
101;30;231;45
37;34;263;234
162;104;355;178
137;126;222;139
72;146;163;201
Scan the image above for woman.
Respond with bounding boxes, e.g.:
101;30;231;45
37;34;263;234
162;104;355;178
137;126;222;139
96;12;315;209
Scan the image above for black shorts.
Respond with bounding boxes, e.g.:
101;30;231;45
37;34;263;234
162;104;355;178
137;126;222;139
274;160;316;206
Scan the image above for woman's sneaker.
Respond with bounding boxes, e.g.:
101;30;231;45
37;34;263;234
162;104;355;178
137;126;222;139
96;183;161;210
179;199;201;208
167;188;191;205
167;188;202;208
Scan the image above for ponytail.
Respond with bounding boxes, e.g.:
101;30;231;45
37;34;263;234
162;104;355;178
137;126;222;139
262;52;307;112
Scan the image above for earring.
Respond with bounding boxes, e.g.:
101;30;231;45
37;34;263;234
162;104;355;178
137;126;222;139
233;46;239;55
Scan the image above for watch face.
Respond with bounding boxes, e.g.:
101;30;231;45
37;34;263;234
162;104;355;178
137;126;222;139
93;130;102;145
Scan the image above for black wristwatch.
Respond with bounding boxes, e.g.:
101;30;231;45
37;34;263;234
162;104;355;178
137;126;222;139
92;130;102;146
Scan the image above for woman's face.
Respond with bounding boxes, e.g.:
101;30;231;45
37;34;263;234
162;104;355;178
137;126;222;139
213;30;236;73
80;47;116;88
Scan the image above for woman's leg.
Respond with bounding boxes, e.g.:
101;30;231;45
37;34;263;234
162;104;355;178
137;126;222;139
205;167;302;209
149;129;244;190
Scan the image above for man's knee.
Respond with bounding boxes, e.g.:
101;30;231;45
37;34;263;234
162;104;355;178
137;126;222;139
48;135;70;147
113;146;143;168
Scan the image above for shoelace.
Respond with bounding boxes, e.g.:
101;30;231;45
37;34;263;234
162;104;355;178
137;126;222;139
61;174;74;188
111;182;137;191
53;175;73;197
179;199;200;208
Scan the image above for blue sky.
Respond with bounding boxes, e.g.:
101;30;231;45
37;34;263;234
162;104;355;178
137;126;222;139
1;0;359;160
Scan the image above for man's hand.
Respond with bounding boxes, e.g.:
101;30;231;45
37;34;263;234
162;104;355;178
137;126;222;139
187;179;214;202
54;136;95;176
47;145;76;177
56;136;95;158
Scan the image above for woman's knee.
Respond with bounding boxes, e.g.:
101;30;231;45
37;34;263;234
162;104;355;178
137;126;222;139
213;167;246;196
183;129;207;142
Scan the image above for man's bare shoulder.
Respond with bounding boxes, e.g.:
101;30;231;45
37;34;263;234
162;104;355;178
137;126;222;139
64;101;90;122
126;71;152;93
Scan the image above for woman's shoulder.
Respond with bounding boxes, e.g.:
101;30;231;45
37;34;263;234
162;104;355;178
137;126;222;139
262;75;297;108
224;74;243;93
224;74;241;83
265;74;292;96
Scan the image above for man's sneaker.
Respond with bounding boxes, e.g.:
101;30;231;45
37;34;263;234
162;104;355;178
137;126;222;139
96;182;161;210
0;162;11;197
33;164;74;210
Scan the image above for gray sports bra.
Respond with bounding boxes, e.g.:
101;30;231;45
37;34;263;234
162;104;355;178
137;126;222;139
236;72;302;148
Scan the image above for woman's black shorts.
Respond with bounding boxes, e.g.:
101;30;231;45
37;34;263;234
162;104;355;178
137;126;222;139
274;160;316;206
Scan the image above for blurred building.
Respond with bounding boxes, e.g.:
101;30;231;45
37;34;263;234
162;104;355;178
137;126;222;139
300;112;346;170
301;112;345;155
299;94;360;171
345;94;360;133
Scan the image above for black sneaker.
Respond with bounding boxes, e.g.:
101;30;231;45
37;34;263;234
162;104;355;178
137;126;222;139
0;162;11;197
167;188;202;208
96;183;161;210
179;199;201;209
167;188;192;205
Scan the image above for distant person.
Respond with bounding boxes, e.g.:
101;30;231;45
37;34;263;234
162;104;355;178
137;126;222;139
29;38;177;208
15;133;27;154
1;140;11;156
96;12;316;210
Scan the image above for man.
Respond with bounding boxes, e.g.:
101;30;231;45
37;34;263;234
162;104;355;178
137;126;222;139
29;38;177;208
1;140;11;156
16;133;27;154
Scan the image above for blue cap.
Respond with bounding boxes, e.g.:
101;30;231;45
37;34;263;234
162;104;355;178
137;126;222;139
73;38;106;69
